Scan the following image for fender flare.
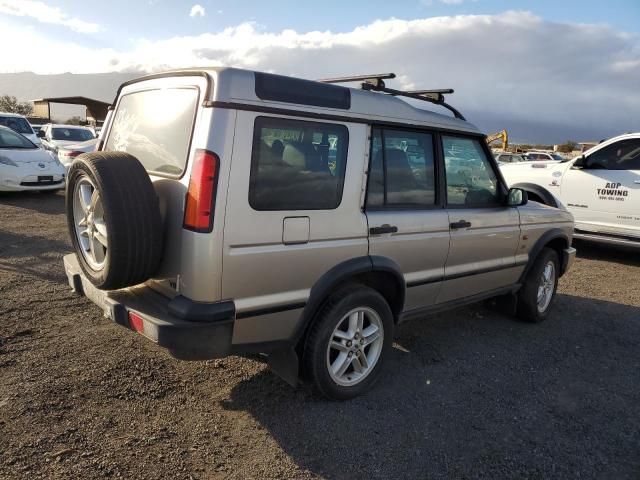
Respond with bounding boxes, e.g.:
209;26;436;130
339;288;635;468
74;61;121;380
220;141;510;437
292;255;406;343
513;182;559;208
519;228;570;282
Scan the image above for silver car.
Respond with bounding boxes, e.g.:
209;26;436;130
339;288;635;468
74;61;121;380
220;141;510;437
63;68;575;399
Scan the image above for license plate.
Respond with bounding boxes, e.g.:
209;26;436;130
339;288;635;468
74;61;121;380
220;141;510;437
38;176;53;182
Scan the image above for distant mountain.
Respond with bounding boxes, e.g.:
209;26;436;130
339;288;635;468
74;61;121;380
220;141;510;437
0;72;627;144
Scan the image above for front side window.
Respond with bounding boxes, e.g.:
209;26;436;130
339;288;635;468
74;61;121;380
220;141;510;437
443;135;501;206
366;127;436;208
586;139;640;170
105;87;199;176
249;117;348;210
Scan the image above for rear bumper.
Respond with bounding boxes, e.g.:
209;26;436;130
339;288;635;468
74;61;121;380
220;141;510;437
63;254;235;360
562;247;577;275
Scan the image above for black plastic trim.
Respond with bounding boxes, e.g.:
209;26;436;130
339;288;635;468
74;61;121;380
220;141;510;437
406;261;527;288
513;183;559;208
167;295;235;323
293;256;406;342
519;229;570;281
401;284;520;322
236;302;306;320
255;72;351;110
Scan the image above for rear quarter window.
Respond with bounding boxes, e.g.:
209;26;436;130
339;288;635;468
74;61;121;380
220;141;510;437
249;116;349;210
105;87;199;177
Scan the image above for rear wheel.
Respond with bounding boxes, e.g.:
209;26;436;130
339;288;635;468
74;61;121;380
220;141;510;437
303;285;393;400
517;248;559;322
66;151;163;290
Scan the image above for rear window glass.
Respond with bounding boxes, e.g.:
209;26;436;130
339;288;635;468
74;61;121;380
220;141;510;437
52;128;94;142
105;88;199;176
249;116;349;210
0;116;32;135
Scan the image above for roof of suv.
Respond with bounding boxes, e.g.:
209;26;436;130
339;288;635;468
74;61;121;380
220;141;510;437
0;112;28;118
118;67;481;135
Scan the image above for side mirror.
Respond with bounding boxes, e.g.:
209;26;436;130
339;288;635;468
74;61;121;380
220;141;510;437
36;130;45;138
507;187;528;207
572;155;586;169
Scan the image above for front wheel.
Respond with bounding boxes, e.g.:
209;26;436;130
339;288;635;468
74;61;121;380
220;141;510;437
303;285;394;400
517;248;560;322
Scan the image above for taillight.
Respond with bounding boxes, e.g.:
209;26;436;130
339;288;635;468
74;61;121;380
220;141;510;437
128;311;144;333
183;149;219;232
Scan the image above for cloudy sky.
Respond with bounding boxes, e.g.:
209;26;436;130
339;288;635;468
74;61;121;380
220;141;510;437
0;0;638;141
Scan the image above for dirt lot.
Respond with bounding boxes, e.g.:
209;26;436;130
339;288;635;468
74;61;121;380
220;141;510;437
1;191;639;479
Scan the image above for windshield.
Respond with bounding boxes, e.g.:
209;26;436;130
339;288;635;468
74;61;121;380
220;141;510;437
52;128;95;142
0;128;36;149
0;116;33;135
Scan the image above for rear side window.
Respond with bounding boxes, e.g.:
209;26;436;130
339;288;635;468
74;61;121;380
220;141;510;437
366;127;436;208
105;88;199;176
249;116;348;210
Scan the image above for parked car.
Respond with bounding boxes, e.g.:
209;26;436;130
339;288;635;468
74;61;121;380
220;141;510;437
57;138;99;169
38;124;95;156
0;125;66;192
0;112;41;146
501;133;640;248
496;153;526;164
62;68;575;399
525;151;565;161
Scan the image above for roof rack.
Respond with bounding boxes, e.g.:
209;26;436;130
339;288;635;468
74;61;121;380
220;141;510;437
317;72;465;121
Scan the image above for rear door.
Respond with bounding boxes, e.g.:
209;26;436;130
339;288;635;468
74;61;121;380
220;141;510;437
223;112;369;344
366;126;450;310
438;134;521;304
561;137;640;236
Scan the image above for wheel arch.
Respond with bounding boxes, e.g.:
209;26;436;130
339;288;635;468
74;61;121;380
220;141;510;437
513;182;559;208
293;256;406;349
521;229;571;281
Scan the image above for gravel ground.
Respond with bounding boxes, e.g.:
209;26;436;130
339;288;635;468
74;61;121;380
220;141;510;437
1;191;639;479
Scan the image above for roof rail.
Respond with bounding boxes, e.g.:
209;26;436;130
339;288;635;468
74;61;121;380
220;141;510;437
318;73;396;89
318;72;465;121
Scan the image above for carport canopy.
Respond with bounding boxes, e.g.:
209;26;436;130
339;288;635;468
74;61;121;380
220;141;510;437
32;96;110;126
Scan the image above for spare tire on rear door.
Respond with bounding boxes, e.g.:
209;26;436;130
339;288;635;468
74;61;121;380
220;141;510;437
66;151;163;290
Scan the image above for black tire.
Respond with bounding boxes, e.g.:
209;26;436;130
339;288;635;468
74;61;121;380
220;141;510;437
65;151;163;290
516;248;560;323
303;285;394;400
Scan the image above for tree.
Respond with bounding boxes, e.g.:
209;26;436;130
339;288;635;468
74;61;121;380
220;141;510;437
66;116;84;126
0;95;33;116
556;140;578;153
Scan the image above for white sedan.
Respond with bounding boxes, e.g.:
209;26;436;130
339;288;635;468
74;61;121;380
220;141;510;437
0;126;66;192
501;133;640;248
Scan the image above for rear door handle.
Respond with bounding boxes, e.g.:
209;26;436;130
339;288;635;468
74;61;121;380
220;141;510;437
369;224;398;235
634;180;640;184
450;220;472;229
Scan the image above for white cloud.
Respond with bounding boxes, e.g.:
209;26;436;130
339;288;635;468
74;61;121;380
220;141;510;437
0;0;100;33
0;12;637;139
189;4;205;17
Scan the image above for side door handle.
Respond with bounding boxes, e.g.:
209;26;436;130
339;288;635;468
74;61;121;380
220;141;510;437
450;220;472;229
369;224;398;235
634;180;640;184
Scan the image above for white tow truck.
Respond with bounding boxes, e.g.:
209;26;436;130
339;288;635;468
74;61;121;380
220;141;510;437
501;133;640;248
